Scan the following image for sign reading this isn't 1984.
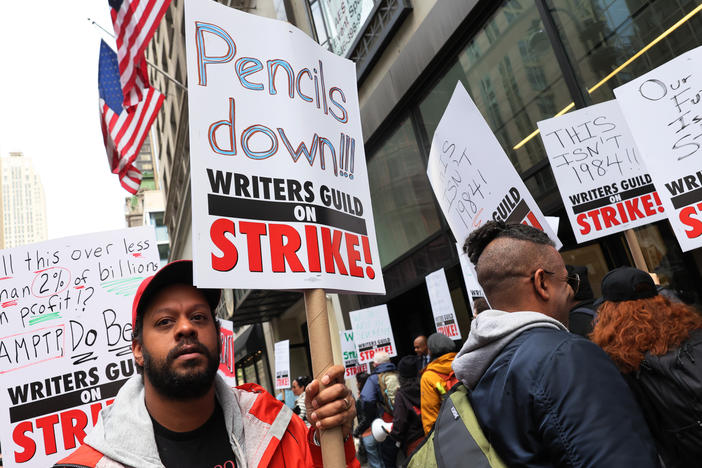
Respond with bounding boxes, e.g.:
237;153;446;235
538;100;666;243
184;0;384;294
426;82;560;249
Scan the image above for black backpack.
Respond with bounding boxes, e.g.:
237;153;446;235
627;329;702;468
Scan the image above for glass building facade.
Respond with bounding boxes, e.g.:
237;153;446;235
317;0;702;351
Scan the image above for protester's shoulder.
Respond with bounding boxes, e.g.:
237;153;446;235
514;327;605;366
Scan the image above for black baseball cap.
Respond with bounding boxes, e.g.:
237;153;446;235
599;266;658;304
131;260;221;327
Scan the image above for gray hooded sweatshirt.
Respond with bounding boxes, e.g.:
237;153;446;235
79;374;293;468
452;309;566;389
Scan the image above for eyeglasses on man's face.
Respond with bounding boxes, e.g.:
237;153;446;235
542;270;580;295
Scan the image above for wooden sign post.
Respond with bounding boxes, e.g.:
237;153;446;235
305;289;345;468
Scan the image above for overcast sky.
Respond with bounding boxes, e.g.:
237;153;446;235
0;2;141;241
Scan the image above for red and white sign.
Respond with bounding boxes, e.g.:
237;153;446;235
614;45;702;252
0;227;159;467
339;330;368;378
185;0;384;293
218;319;237;387
274;340;290;389
538;100;665;243
425;269;461;340
349;305;396;364
427;82;560;249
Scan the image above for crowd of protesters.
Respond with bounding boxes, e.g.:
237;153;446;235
345;221;702;468
50;224;701;467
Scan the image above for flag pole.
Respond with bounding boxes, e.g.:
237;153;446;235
88;18;188;92
304;289;346;468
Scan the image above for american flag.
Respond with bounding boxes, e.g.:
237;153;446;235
98;40;164;194
109;0;171;109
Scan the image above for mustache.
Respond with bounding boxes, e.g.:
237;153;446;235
166;339;211;362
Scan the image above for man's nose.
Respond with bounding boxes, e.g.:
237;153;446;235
174;316;196;338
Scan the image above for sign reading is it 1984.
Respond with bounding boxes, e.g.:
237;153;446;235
427;82;560;249
538;100;666;243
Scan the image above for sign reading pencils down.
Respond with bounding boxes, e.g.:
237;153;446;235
0;226;159;467
184;0;384;294
538;100;666;243
427;82;560;249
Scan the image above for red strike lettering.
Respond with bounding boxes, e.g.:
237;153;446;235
12;401;115;462
680;203;702;239
211;219;238;271
437;324;458;337
208;219;375;277
576;193;664;235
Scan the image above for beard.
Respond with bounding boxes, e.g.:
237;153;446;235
142;338;220;399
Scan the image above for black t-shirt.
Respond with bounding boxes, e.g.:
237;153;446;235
151;403;236;468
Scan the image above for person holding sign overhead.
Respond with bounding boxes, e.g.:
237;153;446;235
54;260;359;468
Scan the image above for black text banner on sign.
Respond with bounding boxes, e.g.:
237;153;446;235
538;99;666;243
184;0;383;294
0;227;160;467
349;305;397;365
339;330;368;379
426;82;561;249
615;45;702;252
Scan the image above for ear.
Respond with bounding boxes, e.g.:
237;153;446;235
132;340;144;367
532;268;551;301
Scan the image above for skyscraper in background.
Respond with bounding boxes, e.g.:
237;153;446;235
0;151;48;248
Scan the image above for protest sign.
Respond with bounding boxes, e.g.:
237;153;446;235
425;269;461;340
614;45;702;252
427;82;561;249
455;243;487;311
274;339;291;389
184;0;384;294
0;227;159;467
538;100;666;243
218;319;237;387
339;330;368;378
349;305;396;364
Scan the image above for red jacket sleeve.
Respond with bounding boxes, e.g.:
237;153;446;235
308;426;360;468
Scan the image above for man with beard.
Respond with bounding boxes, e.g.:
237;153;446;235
55;260;359;467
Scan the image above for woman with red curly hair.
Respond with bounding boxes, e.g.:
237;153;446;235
591;266;702;468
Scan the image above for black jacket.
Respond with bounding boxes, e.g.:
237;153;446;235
470;328;660;467
625;329;702;468
390;380;424;451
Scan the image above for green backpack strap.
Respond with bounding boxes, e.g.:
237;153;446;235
407;383;506;468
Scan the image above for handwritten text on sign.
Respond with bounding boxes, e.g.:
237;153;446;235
339;330;368;378
615;45;702;252
185;0;383;294
427;82;560;248
425;269;461;340
0;227;159;467
349;305;396;365
538;100;666;242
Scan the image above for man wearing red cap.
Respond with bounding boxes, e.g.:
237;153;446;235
55;260;359;467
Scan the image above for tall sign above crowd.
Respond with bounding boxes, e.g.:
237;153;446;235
615;45;702;252
184;0;384;294
538;100;666;243
427;82;561;250
0;227;159;467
